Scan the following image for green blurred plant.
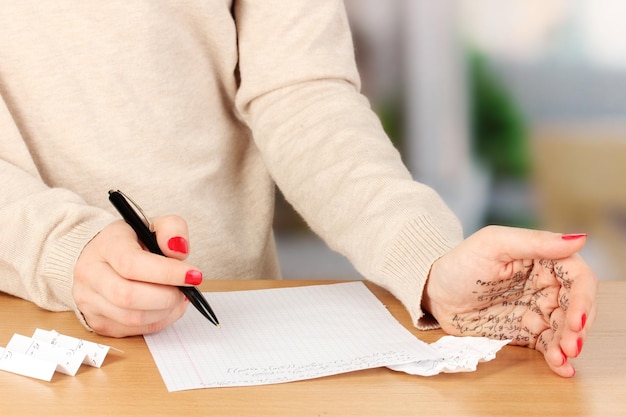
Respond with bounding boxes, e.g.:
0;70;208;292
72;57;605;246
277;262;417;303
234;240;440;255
469;52;530;179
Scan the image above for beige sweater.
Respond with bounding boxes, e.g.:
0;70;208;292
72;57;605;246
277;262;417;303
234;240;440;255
0;1;462;329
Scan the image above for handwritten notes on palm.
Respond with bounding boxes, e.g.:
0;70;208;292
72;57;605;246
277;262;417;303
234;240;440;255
144;282;510;391
0;329;112;381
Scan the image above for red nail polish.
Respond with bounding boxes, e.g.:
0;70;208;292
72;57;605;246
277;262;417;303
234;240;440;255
561;233;588;240
185;270;203;285
168;236;189;254
581;313;587;330
577;338;584;356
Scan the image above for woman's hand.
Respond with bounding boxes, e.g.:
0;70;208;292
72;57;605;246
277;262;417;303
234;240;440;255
73;216;202;337
423;226;598;377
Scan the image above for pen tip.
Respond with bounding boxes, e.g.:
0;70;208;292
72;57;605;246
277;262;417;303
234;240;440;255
216;324;221;329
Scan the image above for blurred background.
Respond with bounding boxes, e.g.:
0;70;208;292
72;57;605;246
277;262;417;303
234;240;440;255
275;0;626;281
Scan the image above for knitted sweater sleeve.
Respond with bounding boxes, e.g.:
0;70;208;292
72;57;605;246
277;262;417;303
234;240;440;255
0;96;115;317
233;0;464;328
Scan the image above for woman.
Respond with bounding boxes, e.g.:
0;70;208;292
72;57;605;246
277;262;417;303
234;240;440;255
0;0;596;378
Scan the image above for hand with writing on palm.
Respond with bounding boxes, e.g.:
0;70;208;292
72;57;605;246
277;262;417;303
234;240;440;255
423;226;598;377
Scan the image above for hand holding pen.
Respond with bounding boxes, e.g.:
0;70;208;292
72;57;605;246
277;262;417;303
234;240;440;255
72;190;219;337
108;190;219;326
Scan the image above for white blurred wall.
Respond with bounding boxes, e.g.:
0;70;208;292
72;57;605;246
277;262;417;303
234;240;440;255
279;0;626;280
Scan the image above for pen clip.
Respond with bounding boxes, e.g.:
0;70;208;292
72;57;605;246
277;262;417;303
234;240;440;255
109;189;154;232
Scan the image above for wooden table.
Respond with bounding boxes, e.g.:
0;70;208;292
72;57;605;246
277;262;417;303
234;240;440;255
0;280;623;417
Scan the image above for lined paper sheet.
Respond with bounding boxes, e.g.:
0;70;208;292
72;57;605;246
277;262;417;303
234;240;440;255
144;282;442;391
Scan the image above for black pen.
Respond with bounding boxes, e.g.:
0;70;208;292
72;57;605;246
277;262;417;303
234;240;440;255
108;189;220;327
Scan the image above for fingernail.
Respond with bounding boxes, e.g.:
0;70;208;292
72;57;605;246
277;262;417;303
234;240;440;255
561;233;588;240
577;337;584;356
185;270;203;285
168;236;189;254
581;313;587;330
184;296;189;302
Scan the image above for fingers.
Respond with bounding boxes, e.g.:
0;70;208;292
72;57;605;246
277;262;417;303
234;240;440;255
82;257;184;311
473;225;587;263
102;217;201;287
73;260;190;337
536;331;577;377
533;307;576;377
555;254;597;354
81;291;189;337
152;215;191;260
108;243;202;287
73;217;201;337
534;256;597;377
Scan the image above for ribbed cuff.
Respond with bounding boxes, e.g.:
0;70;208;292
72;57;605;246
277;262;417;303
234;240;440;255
42;217;115;328
375;215;461;329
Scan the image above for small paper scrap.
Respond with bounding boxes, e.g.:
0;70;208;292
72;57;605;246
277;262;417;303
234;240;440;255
0;329;114;382
387;336;511;376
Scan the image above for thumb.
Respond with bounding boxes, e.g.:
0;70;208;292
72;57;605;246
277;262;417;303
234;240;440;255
474;226;587;262
152;215;191;260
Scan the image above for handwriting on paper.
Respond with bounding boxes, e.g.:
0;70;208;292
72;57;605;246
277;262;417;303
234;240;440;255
32;329;111;368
